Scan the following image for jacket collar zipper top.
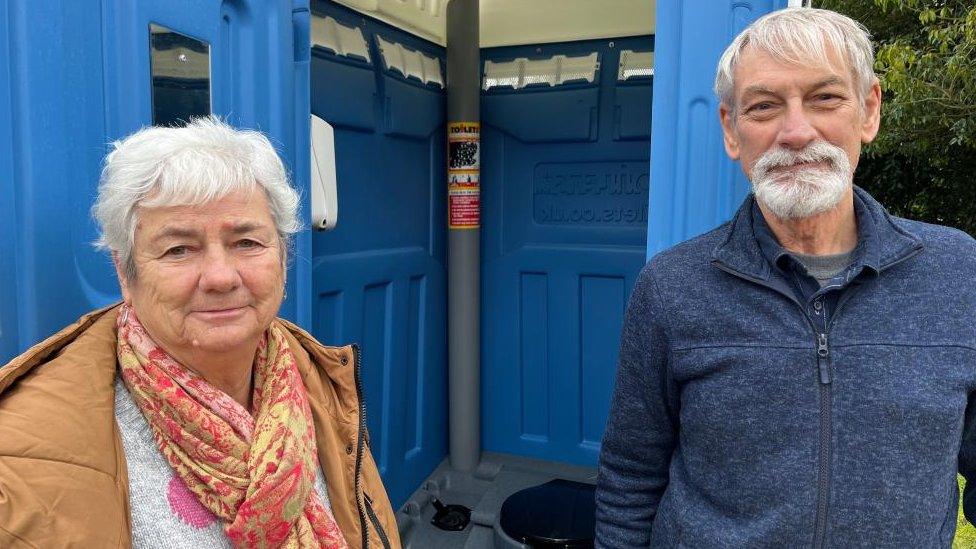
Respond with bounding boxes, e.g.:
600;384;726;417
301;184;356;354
709;188;923;548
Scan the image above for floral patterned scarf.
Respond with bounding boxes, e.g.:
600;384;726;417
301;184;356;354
116;304;348;548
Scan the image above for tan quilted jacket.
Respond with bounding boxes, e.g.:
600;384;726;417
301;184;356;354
0;304;400;549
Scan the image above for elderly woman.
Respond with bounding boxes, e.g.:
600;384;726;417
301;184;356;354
0;118;399;548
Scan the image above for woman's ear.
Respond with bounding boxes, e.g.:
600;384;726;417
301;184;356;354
112;252;132;303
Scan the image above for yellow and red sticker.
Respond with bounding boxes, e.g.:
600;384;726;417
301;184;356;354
448;122;480;230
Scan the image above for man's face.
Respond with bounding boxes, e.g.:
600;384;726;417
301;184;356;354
719;45;882;219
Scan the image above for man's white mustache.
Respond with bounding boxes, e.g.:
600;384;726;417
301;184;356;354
753;141;848;175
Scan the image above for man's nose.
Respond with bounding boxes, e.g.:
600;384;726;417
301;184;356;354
777;102;818;150
199;248;242;292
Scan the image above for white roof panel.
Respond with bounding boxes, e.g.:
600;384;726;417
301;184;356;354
331;0;655;48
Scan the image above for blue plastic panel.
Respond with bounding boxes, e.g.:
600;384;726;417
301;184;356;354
309;1;446;508
482;87;599;142
0;8;16;364
614;82;653;140
0;0;311;356
383;75;444;139
481;36;653;466
647;0;789;257
311;53;377;131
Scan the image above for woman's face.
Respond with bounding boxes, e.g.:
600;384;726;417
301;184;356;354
118;188;285;360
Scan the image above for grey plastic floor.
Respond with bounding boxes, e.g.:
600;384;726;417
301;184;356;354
395;452;597;549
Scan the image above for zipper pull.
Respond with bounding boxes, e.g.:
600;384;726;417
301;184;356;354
817;334;828;357
817;333;831;384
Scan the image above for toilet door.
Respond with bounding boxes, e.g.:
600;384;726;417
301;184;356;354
480;36;653;466
308;1;449;508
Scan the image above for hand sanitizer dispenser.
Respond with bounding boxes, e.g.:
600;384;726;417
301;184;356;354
310;114;338;230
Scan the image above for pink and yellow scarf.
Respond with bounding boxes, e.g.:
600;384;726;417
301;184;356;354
116;305;348;548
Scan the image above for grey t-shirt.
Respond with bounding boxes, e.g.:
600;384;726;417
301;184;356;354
791;249;856;287
114;377;333;548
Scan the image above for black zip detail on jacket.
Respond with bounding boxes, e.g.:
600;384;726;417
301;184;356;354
813;304;832;549
351;344;392;549
364;492;392;549
814;362;832;549
816;333;830;384
352;344;370;549
712;261;848;549
808;278;869;548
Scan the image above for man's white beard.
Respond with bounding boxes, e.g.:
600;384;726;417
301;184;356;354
750;140;852;220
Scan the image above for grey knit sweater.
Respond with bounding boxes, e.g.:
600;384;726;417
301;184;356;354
114;377;334;548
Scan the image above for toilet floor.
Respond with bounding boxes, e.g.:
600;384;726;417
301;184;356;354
395;452;598;549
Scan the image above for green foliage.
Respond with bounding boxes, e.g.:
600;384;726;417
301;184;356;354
815;0;976;234
957;476;976;548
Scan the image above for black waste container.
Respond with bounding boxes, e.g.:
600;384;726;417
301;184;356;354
499;479;596;548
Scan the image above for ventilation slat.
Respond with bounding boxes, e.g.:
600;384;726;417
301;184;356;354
483;52;600;90
311;15;371;63
617;49;654;81
376;35;443;87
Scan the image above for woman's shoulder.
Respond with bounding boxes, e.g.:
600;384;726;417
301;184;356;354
0;304;120;392
0;305;129;547
0;303;120;443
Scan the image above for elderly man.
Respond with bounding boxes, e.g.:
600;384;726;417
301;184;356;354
595;7;976;548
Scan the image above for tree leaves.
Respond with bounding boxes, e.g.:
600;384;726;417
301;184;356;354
815;0;976;234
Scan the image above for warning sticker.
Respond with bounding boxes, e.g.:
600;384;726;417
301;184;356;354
449;173;480;229
448;122;480;229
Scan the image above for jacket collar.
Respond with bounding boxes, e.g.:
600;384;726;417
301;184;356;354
711;186;923;281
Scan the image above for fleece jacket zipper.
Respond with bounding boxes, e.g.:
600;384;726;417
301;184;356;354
713;261;846;548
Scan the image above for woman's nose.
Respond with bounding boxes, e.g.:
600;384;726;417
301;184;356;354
198;249;242;293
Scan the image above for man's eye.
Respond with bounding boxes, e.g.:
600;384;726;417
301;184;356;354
164;246;188;257
237;239;261;249
748;102;774;112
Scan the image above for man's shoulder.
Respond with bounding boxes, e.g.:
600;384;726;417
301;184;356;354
889;216;976;272
892;215;975;251
642;222;731;279
626;223;732;310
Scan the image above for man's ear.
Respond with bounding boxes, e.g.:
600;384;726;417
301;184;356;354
719;102;741;160
860;80;882;144
112;252;132;303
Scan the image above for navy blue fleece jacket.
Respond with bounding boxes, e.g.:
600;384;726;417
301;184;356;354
595;188;976;548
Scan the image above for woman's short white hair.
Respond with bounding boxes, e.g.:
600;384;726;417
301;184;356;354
92;116;301;280
714;7;877;113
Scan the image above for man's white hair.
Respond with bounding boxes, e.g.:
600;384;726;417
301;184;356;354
92;116;301;280
714;7;877;113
